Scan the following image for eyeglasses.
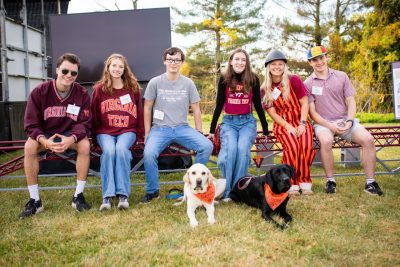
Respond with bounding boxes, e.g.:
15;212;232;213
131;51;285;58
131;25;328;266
61;69;78;77
165;58;183;64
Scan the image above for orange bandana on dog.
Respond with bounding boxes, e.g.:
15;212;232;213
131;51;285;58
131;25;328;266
194;183;215;204
264;184;288;211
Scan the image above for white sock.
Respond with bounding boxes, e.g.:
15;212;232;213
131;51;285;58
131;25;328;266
327;177;336;182
28;184;40;201
366;178;375;184
74;180;86;197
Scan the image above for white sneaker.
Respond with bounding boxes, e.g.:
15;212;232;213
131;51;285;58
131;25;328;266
301;189;314;195
117;196;129;210
99;197;112;211
288;185;300;196
222;197;232;203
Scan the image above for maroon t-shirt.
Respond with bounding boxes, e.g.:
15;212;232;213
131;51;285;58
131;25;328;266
91;85;144;138
24;80;91;142
223;83;254;114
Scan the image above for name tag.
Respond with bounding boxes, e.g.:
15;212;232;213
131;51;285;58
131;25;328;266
272;87;281;100
120;94;132;105
312;86;323;95
153;109;164;120
67;104;80;116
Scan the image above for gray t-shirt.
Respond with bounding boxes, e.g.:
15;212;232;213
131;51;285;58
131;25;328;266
144;73;200;127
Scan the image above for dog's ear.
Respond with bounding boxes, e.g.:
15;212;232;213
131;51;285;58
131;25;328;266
265;168;274;187
183;170;190;184
207;170;216;184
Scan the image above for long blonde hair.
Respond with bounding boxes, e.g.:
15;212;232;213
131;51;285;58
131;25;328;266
95;53;140;95
261;62;291;107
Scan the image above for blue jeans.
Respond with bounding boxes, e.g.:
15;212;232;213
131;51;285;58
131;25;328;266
218;114;257;197
143;125;213;193
97;132;136;198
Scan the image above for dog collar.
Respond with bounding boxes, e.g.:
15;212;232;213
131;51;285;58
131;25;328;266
194;183;215;204
264;184;288;211
237;176;254;190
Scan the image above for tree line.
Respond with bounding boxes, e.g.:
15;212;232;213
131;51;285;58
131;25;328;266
173;0;400;114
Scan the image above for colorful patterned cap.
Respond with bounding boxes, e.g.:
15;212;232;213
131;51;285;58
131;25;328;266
307;46;327;60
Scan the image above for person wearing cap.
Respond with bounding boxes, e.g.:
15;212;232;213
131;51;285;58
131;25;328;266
209;48;269;201
261;50;316;196
304;45;383;196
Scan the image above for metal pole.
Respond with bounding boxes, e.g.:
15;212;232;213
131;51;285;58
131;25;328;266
22;0;30;99
57;0;61;14
0;0;9;102
40;0;47;80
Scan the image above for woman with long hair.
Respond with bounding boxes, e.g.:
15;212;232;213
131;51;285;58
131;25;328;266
261;50;315;195
91;53;144;210
209;48;269;200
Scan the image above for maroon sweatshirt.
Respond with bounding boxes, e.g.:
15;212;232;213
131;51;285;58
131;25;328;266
24;80;91;142
91;85;144;138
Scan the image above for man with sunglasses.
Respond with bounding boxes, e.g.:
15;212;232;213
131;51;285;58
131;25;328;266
141;47;213;203
304;46;383;196
19;53;92;219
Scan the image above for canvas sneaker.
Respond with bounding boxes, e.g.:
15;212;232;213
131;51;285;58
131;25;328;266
140;191;159;204
325;181;337;194
72;192;91;212
364;182;384;196
301;189;314;195
222;197;232;203
19;198;44;219
117;195;129;210
289;186;300;196
99;197;112;211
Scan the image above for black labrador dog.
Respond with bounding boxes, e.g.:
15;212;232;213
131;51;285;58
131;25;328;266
230;164;294;229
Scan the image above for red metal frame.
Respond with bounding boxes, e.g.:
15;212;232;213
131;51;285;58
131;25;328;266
1;126;399;177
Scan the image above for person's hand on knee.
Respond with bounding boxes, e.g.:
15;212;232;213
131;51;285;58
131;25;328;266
284;123;296;136
295;124;305;137
335;120;351;135
47;134;74;153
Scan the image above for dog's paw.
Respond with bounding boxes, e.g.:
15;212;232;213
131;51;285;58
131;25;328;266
173;202;183;206
190;221;199;228
279;223;290;230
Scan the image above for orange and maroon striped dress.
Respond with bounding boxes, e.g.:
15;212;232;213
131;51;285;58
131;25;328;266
269;81;315;187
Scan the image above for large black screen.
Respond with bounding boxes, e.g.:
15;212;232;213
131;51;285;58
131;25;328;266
50;8;171;84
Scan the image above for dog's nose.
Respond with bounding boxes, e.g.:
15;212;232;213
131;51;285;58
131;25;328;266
194;179;203;190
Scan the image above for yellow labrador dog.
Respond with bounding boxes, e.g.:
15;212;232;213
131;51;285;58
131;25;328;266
175;163;226;228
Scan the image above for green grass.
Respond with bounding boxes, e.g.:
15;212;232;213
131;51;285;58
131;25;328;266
199;104;398;123
0;116;399;266
197;113;399;133
0;172;399;266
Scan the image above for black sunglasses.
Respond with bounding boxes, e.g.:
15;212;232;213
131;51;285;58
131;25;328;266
61;69;78;77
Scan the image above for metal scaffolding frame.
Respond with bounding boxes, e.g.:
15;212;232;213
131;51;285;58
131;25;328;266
0;0;64;102
0;0;9;102
0;126;399;191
